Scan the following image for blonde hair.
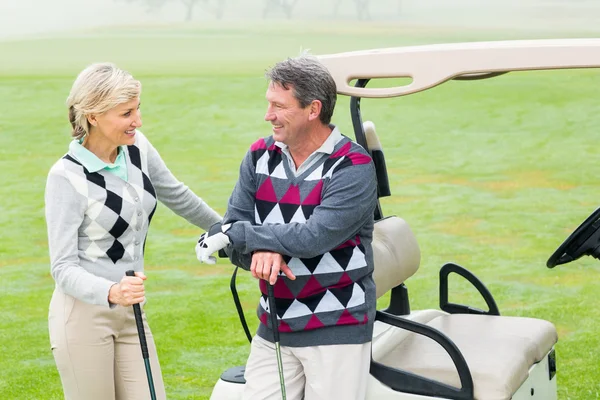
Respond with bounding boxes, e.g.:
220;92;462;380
66;63;141;140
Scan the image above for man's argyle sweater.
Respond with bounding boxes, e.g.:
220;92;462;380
45;131;221;306
225;127;378;347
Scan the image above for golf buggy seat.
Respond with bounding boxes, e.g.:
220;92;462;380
357;116;558;400
368;211;558;400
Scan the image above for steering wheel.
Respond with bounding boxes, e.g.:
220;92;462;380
547;207;600;268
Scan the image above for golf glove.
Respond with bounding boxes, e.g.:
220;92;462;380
196;222;232;264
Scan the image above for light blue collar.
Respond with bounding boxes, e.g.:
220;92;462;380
69;140;126;173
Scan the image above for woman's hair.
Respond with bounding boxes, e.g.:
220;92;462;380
66;63;141;140
265;54;337;125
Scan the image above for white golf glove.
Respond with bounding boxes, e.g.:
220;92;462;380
195;223;232;264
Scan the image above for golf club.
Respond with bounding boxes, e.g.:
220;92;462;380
125;270;157;400
266;281;286;400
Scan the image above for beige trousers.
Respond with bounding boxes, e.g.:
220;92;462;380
243;335;371;400
48;288;166;400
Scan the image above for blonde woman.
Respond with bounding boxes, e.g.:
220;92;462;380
45;63;221;400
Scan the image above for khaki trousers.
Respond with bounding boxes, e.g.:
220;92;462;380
48;288;166;400
243;335;371;400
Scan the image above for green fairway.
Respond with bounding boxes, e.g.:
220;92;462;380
1;21;599;399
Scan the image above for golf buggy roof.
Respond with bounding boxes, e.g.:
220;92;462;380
317;38;600;98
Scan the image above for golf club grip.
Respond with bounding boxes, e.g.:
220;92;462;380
266;282;280;342
125;270;150;360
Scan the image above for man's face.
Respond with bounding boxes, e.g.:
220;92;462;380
91;97;142;147
264;82;310;147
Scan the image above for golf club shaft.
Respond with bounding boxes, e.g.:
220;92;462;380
126;270;157;400
267;281;286;400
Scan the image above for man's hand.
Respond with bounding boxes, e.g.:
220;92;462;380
195;222;231;264
251;251;296;285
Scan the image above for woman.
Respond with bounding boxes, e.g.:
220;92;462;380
45;62;221;400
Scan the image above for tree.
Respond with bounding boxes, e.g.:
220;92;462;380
181;0;202;21
178;0;230;20
262;0;299;19
333;0;372;20
333;0;343;16
118;0;228;21
116;0;168;13
354;0;371;20
197;0;228;19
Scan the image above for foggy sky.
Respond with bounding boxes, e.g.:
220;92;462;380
0;0;172;39
1;0;598;40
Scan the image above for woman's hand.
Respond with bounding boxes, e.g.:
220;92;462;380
108;272;146;306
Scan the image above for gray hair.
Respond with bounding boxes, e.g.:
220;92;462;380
265;55;337;125
66;63;141;140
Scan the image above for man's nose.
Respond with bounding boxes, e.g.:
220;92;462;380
264;105;277;121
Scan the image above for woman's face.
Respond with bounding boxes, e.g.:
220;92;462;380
90;97;142;147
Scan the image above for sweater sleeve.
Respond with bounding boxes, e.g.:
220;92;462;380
226;160;377;259
223;149;257;270
146;138;222;230
45;168;115;306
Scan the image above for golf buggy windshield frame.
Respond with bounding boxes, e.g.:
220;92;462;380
318;39;600;99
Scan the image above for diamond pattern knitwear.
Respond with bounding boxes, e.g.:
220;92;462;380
45;131;221;306
225;126;378;347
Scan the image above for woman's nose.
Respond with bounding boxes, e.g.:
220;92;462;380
134;111;142;127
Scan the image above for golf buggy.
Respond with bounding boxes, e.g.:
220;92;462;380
210;38;600;400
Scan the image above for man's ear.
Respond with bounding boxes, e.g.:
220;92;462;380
87;114;98;127
308;100;322;122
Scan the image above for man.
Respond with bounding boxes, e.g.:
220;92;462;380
197;55;377;400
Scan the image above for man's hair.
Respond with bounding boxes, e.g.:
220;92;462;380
265;54;337;125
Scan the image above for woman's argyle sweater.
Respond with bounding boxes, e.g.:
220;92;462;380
45;131;221;306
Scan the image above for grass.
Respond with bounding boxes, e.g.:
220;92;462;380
1;20;600;399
